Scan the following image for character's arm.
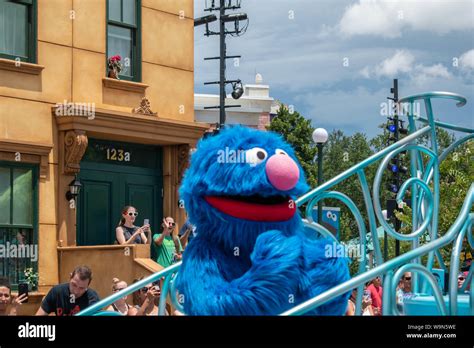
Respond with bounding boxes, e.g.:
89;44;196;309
298;237;351;315
176;230;302;315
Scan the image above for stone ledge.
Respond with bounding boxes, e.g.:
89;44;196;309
0;58;44;75
102;77;149;93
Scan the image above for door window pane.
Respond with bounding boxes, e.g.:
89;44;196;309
0;167;11;224
12;168;33;226
108;24;132;77
0;0;28;58
108;0;121;22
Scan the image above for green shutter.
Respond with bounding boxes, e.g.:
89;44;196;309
0;167;11;225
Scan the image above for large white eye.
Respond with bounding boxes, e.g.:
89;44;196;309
275;149;288;156
246;147;268;166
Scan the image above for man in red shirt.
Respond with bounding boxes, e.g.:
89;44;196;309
366;276;383;315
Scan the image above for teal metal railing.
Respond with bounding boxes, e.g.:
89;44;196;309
77;91;473;316
283;91;473;315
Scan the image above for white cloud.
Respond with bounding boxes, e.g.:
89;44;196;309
374;50;415;77
411;63;452;86
338;0;474;38
340;0;402;38
459;49;474;70
360;50;453;84
359;50;415;78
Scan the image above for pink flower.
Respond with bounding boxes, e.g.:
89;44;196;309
108;55;122;62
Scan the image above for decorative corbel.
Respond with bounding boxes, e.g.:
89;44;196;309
64;130;88;174
132;97;158;116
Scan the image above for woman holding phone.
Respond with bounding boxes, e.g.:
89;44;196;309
116;206;150;245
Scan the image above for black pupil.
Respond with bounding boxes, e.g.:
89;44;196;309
257;151;266;160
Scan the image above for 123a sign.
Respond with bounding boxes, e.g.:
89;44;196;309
106;148;131;162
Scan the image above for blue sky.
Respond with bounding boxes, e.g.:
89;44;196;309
194;0;474;138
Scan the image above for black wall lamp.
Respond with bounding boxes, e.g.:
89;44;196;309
66;177;82;202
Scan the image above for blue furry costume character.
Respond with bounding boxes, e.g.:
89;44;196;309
176;126;350;315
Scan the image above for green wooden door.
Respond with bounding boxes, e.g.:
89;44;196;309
77;139;163;246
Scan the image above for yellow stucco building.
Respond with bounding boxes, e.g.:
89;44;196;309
0;0;207;314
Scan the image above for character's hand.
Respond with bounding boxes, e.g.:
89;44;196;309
252;230;301;263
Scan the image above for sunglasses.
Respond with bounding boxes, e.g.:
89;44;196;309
128;212;138;217
140;287;151;293
458;277;465;281
404;277;412;281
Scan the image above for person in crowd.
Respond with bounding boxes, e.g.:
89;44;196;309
396;278;405;314
132;277;165;316
346;285;374;316
153;217;183;268
106;278;137;315
401;272;412;294
0;277;28;316
458;271;470;293
178;219;197;249
366;276;383;315
36;265;100;316
116;206;150;245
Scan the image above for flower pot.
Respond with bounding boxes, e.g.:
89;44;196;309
108;68;120;80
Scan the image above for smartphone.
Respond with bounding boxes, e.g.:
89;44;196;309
18;282;28;303
144;218;149;226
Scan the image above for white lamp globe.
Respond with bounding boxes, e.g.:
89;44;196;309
312;128;328;144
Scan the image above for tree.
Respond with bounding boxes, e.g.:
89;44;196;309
267;105;318;187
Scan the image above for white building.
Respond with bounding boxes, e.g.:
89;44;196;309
195;74;278;130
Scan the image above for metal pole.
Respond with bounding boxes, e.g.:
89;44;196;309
219;0;226;128
317;143;323;224
393;79;401;257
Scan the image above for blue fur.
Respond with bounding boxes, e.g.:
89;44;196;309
176;126;350;315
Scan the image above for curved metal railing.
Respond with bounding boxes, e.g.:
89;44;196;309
284;91;473;315
77;91;473;316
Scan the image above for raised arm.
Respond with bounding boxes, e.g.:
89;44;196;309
176;230;303;315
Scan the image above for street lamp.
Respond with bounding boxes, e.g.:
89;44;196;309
231;80;244;99
312;128;328;224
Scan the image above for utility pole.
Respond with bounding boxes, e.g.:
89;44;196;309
386;78;408;258
195;0;248;129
